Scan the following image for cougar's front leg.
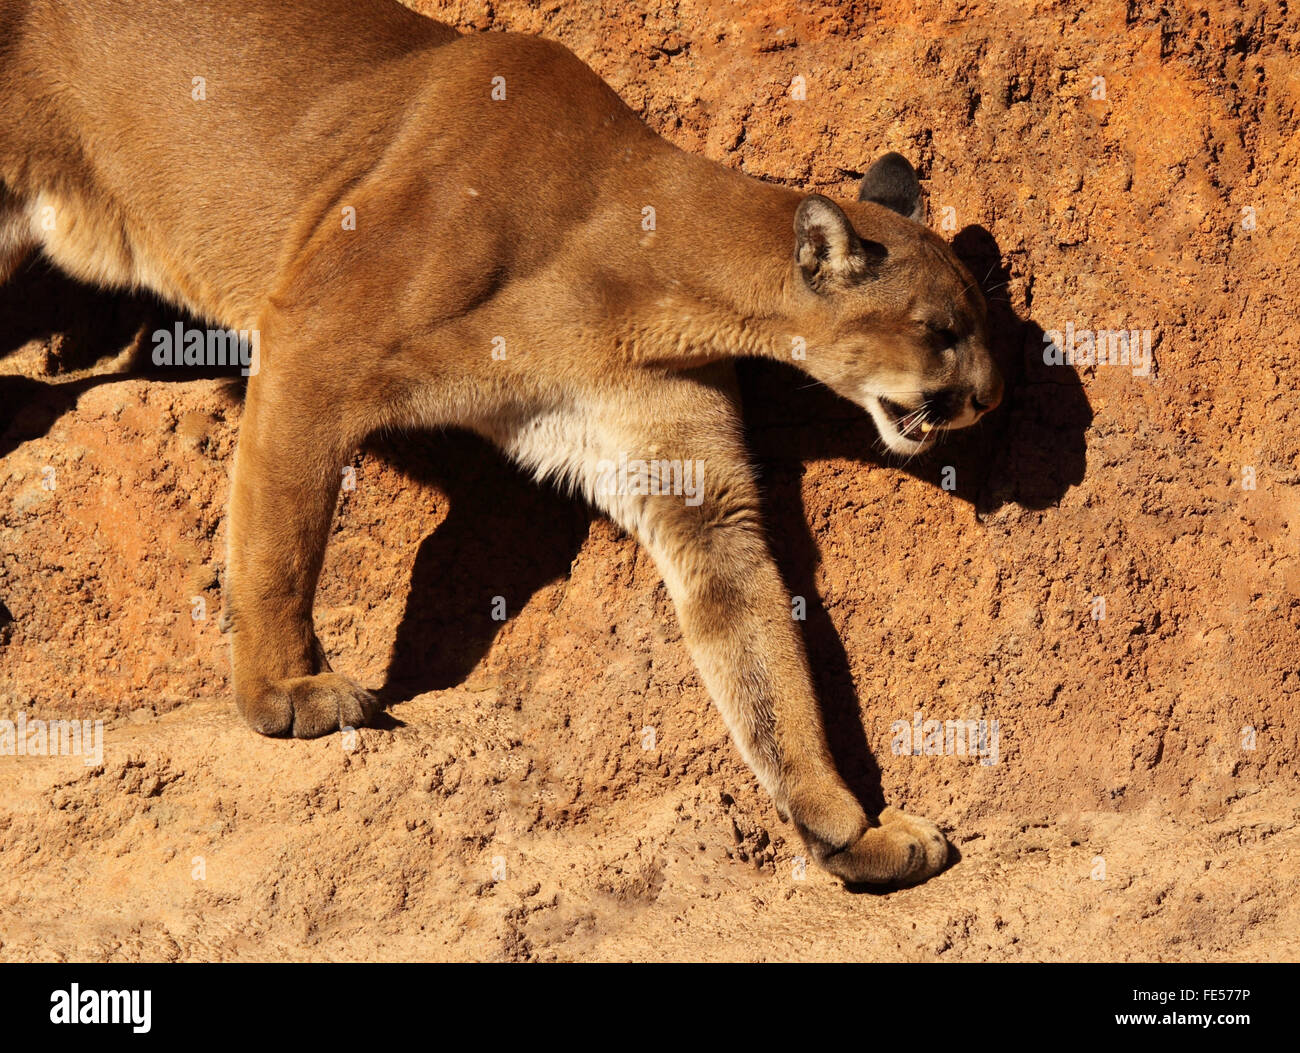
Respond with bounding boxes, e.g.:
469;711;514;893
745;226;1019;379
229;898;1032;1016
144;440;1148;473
569;375;949;885
224;358;377;737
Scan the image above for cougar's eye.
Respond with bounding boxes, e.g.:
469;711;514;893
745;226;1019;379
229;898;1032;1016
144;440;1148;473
926;323;959;350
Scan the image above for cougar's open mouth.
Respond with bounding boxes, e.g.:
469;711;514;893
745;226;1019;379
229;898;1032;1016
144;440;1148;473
868;394;939;454
878;396;928;430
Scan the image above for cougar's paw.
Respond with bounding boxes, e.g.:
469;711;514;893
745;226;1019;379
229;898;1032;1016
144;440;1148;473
790;795;946;883
238;672;379;738
817;807;949;887
875;806;950;882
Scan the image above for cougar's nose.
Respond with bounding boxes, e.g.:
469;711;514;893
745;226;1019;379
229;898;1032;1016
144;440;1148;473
970;374;1003;417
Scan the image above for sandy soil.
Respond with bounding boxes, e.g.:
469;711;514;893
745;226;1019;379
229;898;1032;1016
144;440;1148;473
1;0;1297;961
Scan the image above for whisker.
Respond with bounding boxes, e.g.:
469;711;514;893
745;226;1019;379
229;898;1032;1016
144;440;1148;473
896;406;932;438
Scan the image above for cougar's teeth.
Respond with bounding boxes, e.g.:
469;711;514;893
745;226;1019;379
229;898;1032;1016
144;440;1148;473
920;422;933;434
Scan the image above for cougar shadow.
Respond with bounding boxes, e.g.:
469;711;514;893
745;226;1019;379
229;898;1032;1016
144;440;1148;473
374;429;592;703
739;225;1092;814
0;257;237;457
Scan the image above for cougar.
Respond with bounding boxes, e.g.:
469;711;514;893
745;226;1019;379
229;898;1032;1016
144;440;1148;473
0;0;1003;886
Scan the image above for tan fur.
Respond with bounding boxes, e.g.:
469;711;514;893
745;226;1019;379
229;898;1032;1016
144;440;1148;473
1;0;1003;885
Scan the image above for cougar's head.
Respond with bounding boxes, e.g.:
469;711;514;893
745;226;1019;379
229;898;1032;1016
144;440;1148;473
787;152;1003;456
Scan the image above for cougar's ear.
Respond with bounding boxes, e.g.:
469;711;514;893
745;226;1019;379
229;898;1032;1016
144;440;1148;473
858;152;925;223
794;194;883;292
